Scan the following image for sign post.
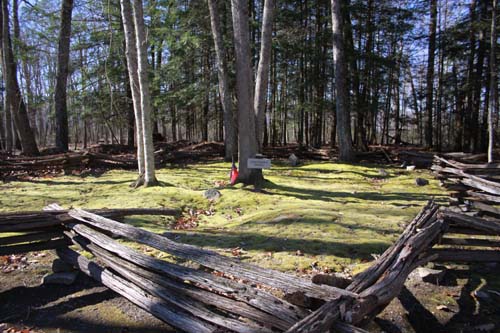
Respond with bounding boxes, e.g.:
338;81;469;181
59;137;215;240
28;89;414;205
247;158;271;169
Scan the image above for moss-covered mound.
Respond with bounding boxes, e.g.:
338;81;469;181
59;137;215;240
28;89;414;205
0;161;447;273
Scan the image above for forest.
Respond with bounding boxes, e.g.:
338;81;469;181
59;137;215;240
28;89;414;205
1;0;500;332
0;0;498;168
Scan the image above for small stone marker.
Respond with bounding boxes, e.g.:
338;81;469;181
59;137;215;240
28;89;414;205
288;154;300;166
415;178;429;186
42;271;78;285
378;169;389;177
416;267;445;284
247;158;271;169
203;189;221;200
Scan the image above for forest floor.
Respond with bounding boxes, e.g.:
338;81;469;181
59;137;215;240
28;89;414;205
0;160;499;332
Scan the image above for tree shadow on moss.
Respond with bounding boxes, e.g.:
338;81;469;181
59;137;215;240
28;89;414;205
261;181;440;203
163;230;390;261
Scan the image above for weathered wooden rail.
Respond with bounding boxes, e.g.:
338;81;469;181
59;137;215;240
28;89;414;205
1;198;499;332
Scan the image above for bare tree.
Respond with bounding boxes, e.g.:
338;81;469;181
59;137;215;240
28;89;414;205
0;0;11;153
254;0;274;149
488;0;497;163
208;0;237;162
54;0;74;152
425;0;437;148
1;0;38;155
231;0;262;184
330;0;354;161
120;0;145;184
131;0;158;186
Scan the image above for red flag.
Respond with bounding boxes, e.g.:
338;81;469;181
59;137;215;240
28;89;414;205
230;161;239;185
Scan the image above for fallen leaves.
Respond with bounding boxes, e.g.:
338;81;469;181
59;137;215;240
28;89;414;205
0;254;29;273
173;206;216;230
0;324;44;333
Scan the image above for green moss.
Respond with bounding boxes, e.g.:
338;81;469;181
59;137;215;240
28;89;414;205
0;161;448;273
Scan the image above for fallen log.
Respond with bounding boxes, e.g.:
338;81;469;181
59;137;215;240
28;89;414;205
86;239;296;331
469;201;500;216
439;237;500;248
0;230;63;246
66;223;306;325
429;249;500;262
442;211;500;235
285;202;444;333
0;207;179;229
466;191;500;204
66;208;358;305
0;238;70;255
57;247;217;333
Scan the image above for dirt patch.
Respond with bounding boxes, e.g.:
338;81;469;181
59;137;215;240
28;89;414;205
0;251;173;333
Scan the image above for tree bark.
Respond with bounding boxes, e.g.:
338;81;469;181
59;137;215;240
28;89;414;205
425;0;437;148
231;0;262;184
331;0;354;161
254;0;274;149
120;0;145;180
208;0;238;162
54;0;74;152
1;0;38;155
488;0;497;163
132;0;157;186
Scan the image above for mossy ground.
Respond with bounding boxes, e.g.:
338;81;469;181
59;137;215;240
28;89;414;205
0;161;447;274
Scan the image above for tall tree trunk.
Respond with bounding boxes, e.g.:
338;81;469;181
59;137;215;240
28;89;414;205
488;0;497;163
254;0;274;149
120;0;144;179
331;0;354;161
231;0;262;185
465;0;477;151
202;49;210;142
132;0;158;186
14;0;36;139
0;2;11;153
1;0;38;155
425;0;437;148
54;0;74;152
472;0;487;152
208;0;237;161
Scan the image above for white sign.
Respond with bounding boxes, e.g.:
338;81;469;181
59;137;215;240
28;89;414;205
247;158;271;169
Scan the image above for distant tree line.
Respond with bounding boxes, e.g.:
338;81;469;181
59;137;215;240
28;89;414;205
0;0;499;178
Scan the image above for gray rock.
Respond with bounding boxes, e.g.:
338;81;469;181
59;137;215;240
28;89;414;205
378;169;389;177
289;153;300;166
415;178;429;186
472;323;495;332
42;272;78;285
52;258;75;273
416;267;445;284
406;165;416;171
203;189;221;200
